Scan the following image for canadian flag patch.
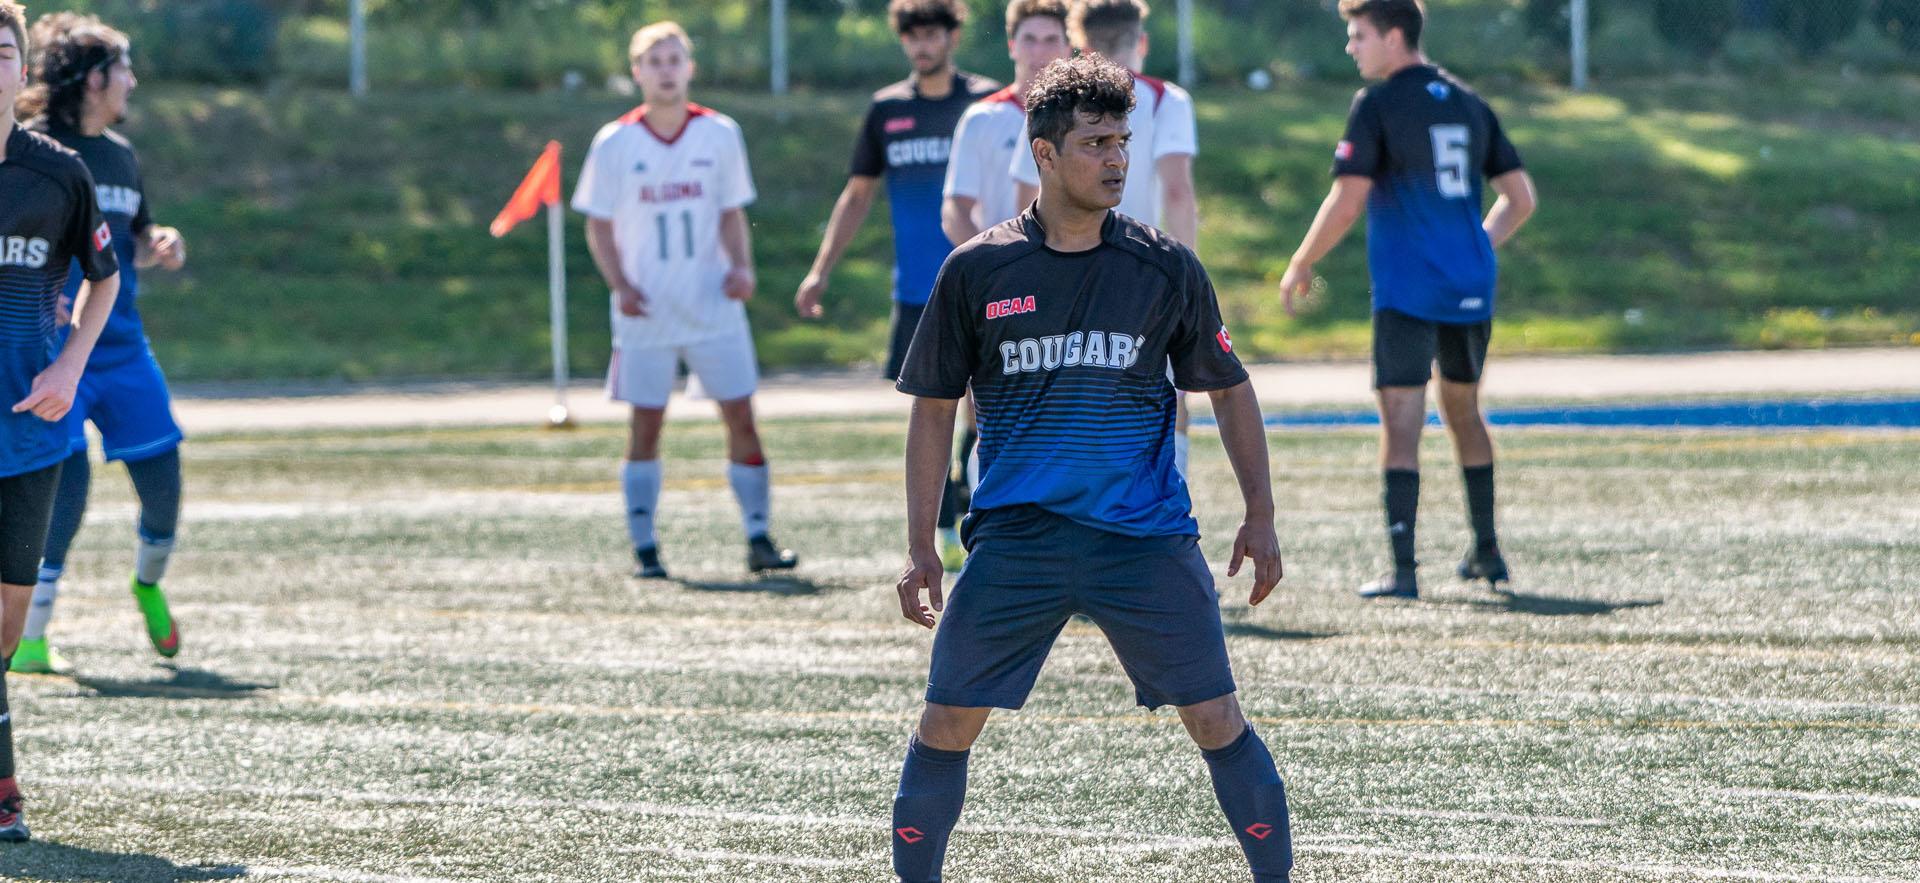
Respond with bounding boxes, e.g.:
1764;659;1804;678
93;222;112;251
1334;140;1354;161
1216;325;1234;353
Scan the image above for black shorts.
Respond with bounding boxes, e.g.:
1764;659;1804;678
884;301;927;382
1373;308;1492;388
0;463;63;586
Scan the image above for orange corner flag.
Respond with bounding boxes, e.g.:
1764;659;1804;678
490;141;563;238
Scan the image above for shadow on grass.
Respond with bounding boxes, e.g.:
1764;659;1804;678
1222;622;1341;642
674;575;836;596
0;841;244;882
1433;590;1666;617
70;667;277;700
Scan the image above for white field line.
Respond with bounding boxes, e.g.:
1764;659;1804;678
1306;844;1916;883
613;846;858;869
1719;788;1920;810
1354;807;1609;827
249;866;475;883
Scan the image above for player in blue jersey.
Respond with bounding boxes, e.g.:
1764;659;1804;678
890;56;1293;882
0;0;123;839
13;13;185;674
1279;0;1538;600
795;0;998;569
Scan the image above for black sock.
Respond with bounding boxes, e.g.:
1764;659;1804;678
1384;469;1419;573
1463;464;1497;554
0;661;14;780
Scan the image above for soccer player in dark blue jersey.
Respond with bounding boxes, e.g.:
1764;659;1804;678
0;0;123;839
14;12;185;675
796;0;999;569
890;56;1293;882
1278;0;1538;599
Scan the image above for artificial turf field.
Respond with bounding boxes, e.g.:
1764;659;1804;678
8;416;1918;882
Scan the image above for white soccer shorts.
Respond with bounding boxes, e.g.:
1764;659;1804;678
606;327;760;409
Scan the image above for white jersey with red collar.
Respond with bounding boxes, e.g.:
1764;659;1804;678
1010;73;1196;228
572;103;757;348
942;86;1029;234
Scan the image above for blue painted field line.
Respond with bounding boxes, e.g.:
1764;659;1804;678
1203;397;1920;429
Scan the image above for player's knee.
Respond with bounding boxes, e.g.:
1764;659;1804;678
1178;694;1248;750
917;704;988;752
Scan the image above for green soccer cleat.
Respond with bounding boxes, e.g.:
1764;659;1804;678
131;576;181;659
9;638;71;676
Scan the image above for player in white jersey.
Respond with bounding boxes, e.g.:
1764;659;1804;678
1011;0;1202;477
573;22;798;579
940;0;1069;244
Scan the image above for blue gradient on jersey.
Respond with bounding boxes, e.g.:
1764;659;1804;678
887;170;953;306
968;369;1194;538
60;218;145;367
1367;173;1498;324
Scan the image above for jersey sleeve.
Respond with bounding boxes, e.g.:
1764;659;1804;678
65;163;119;282
1153;85;1198;160
1331;89;1386;178
1482;105;1524;178
849;103;886;178
131;170;153;236
717;119;757;210
1167;254;1248;393
894;257;978;399
942;111;985;199
1008;122;1040;187
570;124;623;220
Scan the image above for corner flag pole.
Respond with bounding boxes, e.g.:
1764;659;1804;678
489;141;573;428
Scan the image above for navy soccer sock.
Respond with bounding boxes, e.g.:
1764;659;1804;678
1384;468;1420;573
1202;726;1293;883
891;736;970;882
1463;463;1497;554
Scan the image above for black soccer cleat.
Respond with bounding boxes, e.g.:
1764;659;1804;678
746;536;799;572
1358;569;1419;600
632;546;669;580
1456;547;1511;591
0;790;28;843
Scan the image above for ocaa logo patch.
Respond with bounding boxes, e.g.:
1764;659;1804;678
986;296;1036;320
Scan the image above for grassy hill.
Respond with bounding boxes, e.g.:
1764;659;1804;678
117;75;1920;382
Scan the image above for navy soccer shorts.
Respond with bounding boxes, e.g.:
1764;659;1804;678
64;351;184;462
1372;308;1491;389
926;506;1237;711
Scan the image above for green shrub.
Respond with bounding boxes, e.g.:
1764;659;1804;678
1875;0;1920;52
1769;0;1867;57
1654;0;1738;56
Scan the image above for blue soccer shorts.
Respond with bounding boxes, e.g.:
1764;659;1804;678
925;505;1238;711
65;352;183;463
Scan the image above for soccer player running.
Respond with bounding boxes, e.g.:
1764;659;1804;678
574;22;797;579
794;0;997;570
940;0;1069;244
1011;0;1204;478
0;0;122;839
891;55;1292;883
1278;0;1538;599
14;13;187;675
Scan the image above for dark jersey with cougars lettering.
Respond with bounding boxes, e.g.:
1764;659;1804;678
1333;65;1523;324
36;121;152;368
0;125;118;477
850;71;999;306
897;209;1246;538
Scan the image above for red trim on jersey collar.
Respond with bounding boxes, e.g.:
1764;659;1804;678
618;102;715;146
984;85;1023;107
1133;73;1167;112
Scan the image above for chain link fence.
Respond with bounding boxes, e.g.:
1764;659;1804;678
29;0;1920;92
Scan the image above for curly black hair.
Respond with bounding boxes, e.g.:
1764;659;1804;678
17;11;128;130
1023;53;1135;150
888;0;967;35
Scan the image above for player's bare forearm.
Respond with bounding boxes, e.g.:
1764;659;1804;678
56;271;119;370
1290;176;1371;268
1155;154;1198;248
904;396;961;553
1207;380;1275;520
940;196;980;247
584;218;629;292
806;176;877;278
720;208;753;273
1483;170;1538;249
